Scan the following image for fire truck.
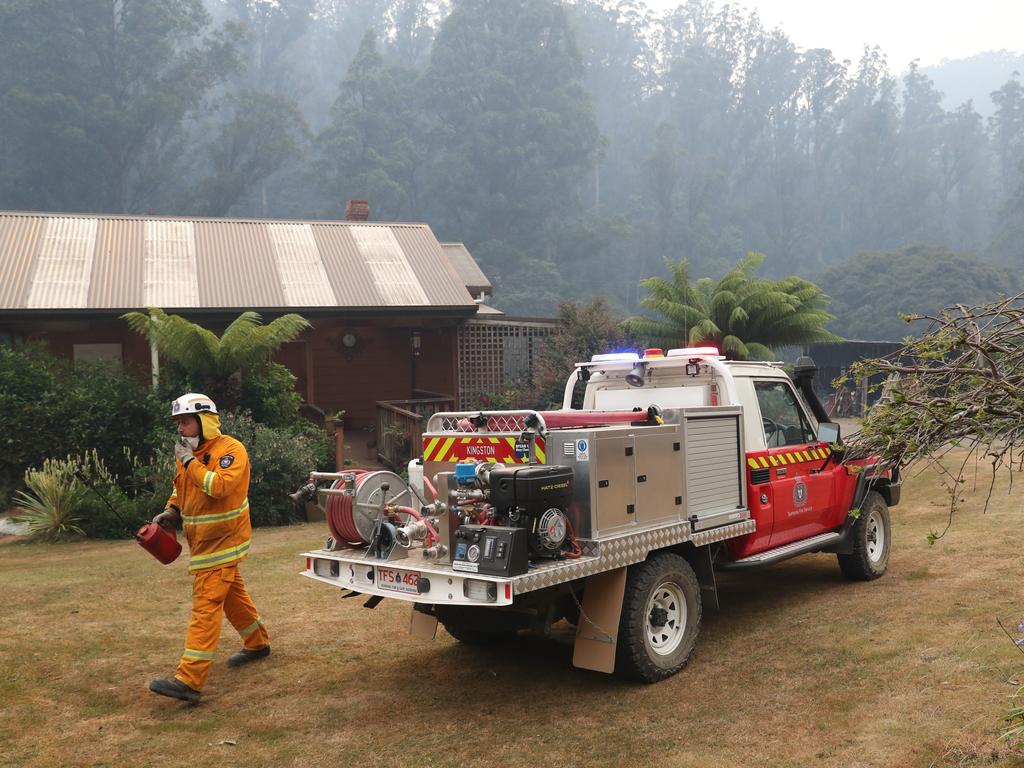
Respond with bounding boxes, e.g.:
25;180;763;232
297;348;900;682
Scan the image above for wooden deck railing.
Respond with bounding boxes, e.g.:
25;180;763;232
375;390;456;470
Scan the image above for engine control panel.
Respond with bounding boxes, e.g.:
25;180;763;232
451;525;529;577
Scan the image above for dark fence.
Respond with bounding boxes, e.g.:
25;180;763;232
375;389;456;470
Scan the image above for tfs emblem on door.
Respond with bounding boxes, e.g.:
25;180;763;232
793;480;808;507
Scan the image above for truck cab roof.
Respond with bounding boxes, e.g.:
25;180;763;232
568;348;819;453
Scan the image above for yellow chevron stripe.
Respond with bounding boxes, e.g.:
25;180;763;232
489;437;499;444
504;457;515;464
487;457;497;463
767;455;778;466
824;447;831;456
748;458;759;469
758;457;769;468
460;437;470;445
438;437;455;462
423;437;440;460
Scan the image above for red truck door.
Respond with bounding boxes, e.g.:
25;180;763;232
752;380;844;548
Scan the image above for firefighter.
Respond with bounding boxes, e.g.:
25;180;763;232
148;393;271;703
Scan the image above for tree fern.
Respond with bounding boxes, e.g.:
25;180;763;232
122;308;311;387
625;252;842;359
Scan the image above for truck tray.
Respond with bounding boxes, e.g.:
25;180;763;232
302;517;755;606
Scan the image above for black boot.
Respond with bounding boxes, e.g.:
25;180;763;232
149;677;201;703
227;645;271;668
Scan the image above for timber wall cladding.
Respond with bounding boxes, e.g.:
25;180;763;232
457;319;555;408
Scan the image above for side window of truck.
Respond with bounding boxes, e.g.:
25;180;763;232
754;380;816;448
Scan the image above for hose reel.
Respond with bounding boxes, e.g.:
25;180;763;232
326;470;415;546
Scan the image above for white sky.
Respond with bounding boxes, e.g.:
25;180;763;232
646;0;1023;69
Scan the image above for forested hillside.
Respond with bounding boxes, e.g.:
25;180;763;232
1;0;1021;328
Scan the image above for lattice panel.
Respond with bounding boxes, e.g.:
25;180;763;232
429;412;533;433
458;319;555;408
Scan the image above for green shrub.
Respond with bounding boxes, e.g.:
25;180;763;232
13;459;85;540
74;449;161;539
154;360;301;428
0;343;161;501
219;410;333;526
239;362;303;427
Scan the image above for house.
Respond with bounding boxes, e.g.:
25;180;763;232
0;208;487;431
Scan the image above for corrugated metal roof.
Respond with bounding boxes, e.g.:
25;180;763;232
0;211;479;312
441;243;491;295
27;216;97;308
351;225;430;306
144;219;200;308
266;223;336;307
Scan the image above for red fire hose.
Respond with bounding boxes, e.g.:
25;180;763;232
536;408;661;430
326;474;436;547
326;471;369;546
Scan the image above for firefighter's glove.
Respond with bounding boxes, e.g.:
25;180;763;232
174;439;195;468
152;508;180;530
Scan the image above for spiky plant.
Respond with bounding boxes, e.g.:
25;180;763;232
13;460;85;541
624;253;841;359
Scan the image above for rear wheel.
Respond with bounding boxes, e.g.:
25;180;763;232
837;491;891;581
615;553;701;683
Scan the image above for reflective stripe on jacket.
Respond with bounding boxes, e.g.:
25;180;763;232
166;434;252;573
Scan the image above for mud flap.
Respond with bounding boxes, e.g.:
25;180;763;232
409;604;438;640
691;546;719;611
572;567;627;674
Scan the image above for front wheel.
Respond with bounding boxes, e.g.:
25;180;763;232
615;552;701;683
837;490;891;581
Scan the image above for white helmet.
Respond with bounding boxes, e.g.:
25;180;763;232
170;392;218;417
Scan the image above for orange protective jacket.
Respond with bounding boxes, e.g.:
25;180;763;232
165;414;252;574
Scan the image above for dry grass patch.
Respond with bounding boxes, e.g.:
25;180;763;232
3;457;1024;767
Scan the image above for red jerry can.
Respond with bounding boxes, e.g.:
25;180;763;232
136;522;182;564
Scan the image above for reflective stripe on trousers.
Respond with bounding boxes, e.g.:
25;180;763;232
188;539;251;573
174;563;270;691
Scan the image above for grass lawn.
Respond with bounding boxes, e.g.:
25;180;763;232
3;456;1024;768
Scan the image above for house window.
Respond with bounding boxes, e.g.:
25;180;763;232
0;333;24;347
73;343;123;368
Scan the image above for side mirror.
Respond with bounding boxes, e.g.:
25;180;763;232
817;421;841;445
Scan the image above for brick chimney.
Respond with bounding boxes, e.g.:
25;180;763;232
345;199;370;221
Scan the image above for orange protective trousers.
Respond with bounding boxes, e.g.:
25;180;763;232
174;564;270;691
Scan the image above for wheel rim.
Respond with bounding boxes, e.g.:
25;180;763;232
645;580;687;656
866;509;886;563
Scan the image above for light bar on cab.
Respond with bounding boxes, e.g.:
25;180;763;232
666;347;722;358
590;352;640;363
